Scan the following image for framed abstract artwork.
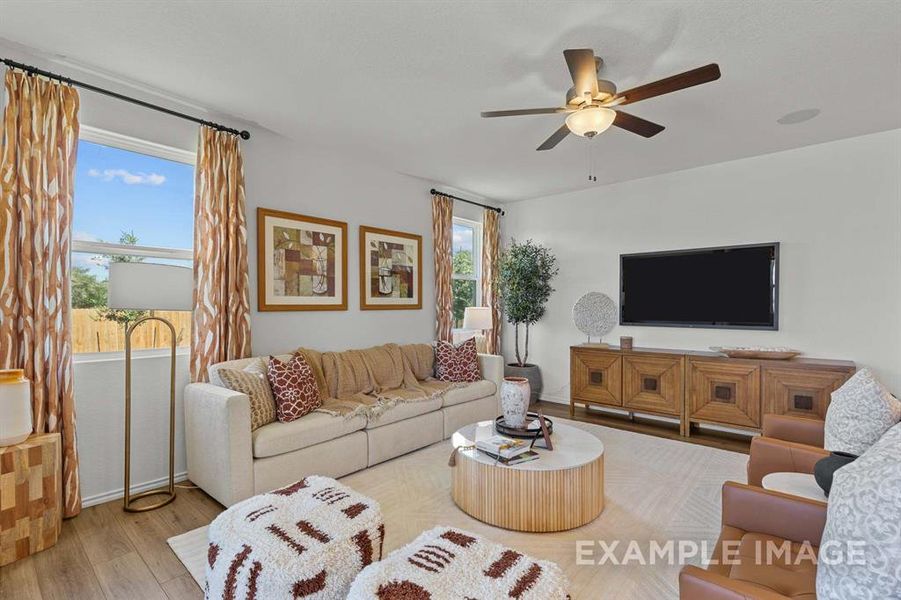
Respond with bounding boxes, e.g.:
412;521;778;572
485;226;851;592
359;225;422;310
257;208;347;311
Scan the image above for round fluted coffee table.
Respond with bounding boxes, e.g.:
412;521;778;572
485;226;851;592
450;421;605;532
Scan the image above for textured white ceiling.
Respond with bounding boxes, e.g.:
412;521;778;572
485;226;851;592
1;0;899;202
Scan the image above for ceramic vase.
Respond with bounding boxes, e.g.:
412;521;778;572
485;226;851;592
0;369;32;446
501;376;531;428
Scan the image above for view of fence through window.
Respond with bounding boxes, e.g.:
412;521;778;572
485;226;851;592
71;132;195;353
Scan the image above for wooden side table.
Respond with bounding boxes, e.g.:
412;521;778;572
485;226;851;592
0;433;62;566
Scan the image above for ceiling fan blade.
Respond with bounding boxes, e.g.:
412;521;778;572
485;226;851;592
613;111;665;138
617;63;721;106
536;123;570;151
480;107;569;118
563;49;599;99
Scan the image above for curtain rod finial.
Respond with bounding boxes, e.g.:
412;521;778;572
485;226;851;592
240;131;250;140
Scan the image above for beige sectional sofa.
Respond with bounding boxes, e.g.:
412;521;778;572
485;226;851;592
184;350;503;507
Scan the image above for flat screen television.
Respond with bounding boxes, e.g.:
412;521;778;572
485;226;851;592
620;243;779;330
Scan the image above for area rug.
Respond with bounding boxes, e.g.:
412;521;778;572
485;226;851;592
167;418;748;598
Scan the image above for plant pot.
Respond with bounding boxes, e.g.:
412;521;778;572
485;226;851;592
501;377;530;428
504;363;542;403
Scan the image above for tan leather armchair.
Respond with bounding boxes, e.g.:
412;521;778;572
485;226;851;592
679;482;827;599
747;415;830;487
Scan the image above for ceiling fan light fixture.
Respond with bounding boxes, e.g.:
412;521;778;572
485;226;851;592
565;106;616;138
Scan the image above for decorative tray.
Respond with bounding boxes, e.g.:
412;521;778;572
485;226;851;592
710;346;802;360
494;413;553;439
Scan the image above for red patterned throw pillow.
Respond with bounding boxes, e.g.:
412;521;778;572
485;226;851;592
266;353;322;422
434;338;481;383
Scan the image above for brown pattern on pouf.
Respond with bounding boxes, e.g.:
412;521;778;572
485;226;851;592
347;526;569;600
205;476;384;600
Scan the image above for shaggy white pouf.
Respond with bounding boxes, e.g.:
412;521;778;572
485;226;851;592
347;526;569;599
205;476;384;600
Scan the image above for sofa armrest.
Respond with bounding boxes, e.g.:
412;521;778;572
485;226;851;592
761;414;825;447
721;482;827;547
478;353;504;412
679;565;789;599
184;383;254;507
747;436;830;486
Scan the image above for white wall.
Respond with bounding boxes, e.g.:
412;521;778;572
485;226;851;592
243;137;437;355
0;42;451;505
502;129;901;403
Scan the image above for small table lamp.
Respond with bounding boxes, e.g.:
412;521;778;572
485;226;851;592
463;306;493;354
108;262;192;512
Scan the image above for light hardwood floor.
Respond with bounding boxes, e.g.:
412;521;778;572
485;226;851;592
1;409;749;600
0;487;220;600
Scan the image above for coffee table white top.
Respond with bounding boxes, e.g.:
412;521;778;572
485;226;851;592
451;420;604;472
762;472;827;502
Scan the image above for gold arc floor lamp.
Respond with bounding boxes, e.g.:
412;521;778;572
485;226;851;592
108;262;193;512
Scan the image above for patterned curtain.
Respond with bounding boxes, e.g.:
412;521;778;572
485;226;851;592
0;69;81;517
191;126;252;382
432;193;454;342
481;208;501;354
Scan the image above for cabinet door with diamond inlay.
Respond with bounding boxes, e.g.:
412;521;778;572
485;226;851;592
689;360;761;428
623;355;683;416
762;367;853;421
571;348;622;407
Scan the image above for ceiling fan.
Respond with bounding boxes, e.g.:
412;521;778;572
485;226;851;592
481;49;720;151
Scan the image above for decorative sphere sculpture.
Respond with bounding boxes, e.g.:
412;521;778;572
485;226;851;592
572;292;617;343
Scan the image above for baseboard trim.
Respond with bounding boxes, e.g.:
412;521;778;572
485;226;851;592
536;393;568;405
82;471;189;508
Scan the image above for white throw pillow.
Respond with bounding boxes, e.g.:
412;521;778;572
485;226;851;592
824;368;901;455
817;422;901;600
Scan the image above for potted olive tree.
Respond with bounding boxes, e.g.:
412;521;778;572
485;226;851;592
497;239;559;402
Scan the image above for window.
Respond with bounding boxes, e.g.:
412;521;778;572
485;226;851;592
451;217;482;329
71;126;195;354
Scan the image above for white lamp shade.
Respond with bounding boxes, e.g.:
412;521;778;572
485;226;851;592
108;263;193;311
462;306;493;331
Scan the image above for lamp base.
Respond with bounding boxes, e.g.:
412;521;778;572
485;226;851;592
123;488;176;513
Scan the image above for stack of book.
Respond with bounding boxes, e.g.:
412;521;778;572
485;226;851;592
475;435;540;466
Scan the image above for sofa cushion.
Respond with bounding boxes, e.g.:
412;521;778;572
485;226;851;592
441;380;497;407
400;343;435;381
218;359;277;430
365;396;443;429
817;422;901;600
208;354;292;387
252;412;367;458
321;344;407;399
267;353;322;422
824;368;901;455
435;338;481;382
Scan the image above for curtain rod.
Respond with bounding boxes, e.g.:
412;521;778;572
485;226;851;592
430;189;505;216
1;57;251;139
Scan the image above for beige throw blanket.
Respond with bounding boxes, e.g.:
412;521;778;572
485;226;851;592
296;343;458;420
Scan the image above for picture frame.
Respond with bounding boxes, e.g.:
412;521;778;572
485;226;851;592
257;207;348;311
359;225;423;310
